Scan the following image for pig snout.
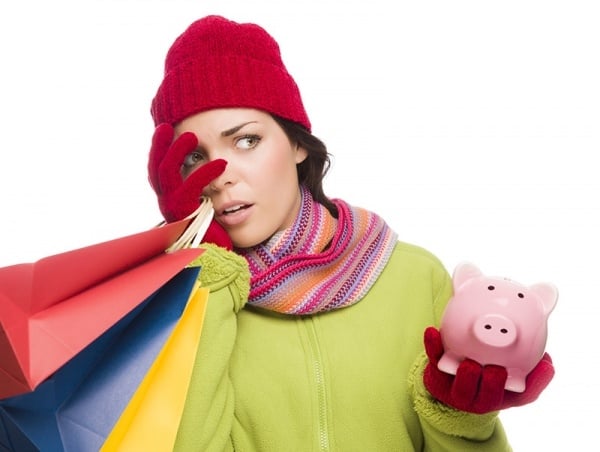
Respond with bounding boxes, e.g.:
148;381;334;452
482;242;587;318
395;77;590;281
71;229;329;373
472;314;517;347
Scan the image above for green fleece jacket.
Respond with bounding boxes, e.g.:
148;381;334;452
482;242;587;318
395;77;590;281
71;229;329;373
173;242;511;451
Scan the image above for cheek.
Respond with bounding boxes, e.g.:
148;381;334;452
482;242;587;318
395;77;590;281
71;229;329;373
265;148;291;169
252;150;299;188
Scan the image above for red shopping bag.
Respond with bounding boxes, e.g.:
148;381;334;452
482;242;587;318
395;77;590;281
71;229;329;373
0;217;203;399
0;266;202;452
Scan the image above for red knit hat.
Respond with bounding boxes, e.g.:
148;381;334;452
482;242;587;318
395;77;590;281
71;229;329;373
151;15;311;131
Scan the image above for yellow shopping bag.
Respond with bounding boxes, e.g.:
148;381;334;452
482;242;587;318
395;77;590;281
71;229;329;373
101;280;209;451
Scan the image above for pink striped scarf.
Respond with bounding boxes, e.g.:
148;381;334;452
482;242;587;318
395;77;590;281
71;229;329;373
236;186;398;315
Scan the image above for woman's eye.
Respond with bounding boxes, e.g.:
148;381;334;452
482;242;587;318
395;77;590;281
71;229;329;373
236;134;261;149
182;151;204;169
180;151;205;178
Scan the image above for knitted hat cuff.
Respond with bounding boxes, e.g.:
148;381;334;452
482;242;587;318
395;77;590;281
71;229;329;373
151;50;311;130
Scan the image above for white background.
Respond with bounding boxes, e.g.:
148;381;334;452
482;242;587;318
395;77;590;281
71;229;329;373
1;1;598;449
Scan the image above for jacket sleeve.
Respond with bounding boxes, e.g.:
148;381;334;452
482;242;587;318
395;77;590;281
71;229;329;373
409;353;511;451
173;243;250;452
408;263;512;452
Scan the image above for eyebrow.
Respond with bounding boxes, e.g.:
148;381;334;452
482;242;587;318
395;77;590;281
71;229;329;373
221;121;258;137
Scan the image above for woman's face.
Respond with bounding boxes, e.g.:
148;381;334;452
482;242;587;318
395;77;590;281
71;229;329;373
174;108;307;248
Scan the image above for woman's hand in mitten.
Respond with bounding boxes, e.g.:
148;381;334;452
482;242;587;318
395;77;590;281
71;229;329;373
422;326;554;414
148;123;232;250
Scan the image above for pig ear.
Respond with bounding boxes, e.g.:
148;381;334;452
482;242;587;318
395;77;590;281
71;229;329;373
453;262;483;290
530;282;559;315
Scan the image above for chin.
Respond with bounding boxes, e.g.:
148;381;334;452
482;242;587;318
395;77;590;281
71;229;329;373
231;231;271;249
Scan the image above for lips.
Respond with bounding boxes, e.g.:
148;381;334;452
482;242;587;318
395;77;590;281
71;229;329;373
215;201;254;227
222;204;249;215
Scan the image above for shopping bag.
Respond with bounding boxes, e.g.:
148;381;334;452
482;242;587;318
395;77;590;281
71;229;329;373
0;216;203;399
101;278;209;451
0;266;202;452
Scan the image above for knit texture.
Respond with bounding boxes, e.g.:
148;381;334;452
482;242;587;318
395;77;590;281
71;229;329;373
236;186;398;315
151;15;311;130
188;243;250;313
408;352;502;441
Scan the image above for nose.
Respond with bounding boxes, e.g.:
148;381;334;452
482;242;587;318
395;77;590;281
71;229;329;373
472;314;517;347
207;158;235;192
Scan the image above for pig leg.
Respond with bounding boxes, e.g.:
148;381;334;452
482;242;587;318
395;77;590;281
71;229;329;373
437;352;462;375
505;369;527;393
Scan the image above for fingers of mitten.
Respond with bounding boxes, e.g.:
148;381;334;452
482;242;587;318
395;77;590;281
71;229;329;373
471;365;507;413
423;327;444;363
180;158;227;194
160;159;228;222
423;360;454;403
159;181;203;222
504;355;555;408
148;123;175;191
203;220;233;250
158;132;199;193
530;356;555;393
540;352;553;365
450;359;483;409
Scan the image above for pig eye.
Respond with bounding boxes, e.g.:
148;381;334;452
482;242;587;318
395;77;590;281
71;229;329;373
487;285;495;290
517;293;524;298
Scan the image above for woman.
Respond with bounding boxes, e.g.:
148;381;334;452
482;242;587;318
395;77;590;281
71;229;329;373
147;15;553;451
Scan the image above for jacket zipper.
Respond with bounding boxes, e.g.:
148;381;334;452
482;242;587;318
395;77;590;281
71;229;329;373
306;318;330;451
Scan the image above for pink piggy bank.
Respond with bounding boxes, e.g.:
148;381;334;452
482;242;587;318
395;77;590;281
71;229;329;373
438;262;558;392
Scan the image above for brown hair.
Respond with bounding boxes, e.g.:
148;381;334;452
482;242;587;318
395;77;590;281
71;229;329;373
272;115;337;217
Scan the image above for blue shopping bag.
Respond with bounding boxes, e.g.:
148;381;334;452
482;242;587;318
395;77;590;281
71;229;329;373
0;266;201;452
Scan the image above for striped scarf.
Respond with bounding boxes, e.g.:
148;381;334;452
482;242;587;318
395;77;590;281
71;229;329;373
236;186;398;315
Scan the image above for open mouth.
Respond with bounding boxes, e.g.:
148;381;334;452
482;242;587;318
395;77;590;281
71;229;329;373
222;204;251;215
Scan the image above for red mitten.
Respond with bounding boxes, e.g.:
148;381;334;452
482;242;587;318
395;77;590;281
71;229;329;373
423;326;554;414
148;123;233;250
